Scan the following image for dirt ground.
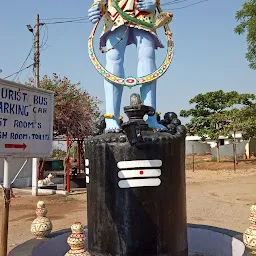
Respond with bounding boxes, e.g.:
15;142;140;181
1;158;256;253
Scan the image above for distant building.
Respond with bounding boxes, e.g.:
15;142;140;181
186;131;244;148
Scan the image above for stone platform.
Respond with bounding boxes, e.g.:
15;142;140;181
8;224;249;256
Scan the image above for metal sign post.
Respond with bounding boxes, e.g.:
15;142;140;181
0;78;54;256
1;158;10;256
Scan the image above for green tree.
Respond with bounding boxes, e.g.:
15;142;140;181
51;149;67;160
234;0;256;69
26;74;101;138
180;90;255;162
70;142;78;159
218;105;256;171
215;109;245;171
225;104;256;140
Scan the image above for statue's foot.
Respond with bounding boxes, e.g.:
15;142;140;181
146;116;168;131
105;118;121;133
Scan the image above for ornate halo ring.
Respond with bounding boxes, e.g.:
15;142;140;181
88;4;174;88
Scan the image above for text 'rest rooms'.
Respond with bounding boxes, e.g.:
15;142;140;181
0;86;50;141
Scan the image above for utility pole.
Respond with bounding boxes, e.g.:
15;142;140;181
32;14;40;196
34;14;40;88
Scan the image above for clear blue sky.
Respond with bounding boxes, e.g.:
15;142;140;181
0;0;255;122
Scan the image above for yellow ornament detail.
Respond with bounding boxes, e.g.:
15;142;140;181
104;114;114;119
87;0;174;87
110;75;117;81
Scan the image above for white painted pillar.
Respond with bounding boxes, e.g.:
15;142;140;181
3;158;10;189
32;158;38;196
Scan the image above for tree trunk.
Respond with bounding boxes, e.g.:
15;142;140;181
63;151;70;191
80;142;85;172
233;131;237;173
64;137;72;191
216;139;221;162
216;122;221;162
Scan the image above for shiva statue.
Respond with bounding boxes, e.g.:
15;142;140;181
88;0;174;133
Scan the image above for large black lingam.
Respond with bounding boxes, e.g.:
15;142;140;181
85;94;188;256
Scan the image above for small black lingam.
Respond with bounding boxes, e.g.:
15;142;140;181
121;93;155;146
84;94;188;256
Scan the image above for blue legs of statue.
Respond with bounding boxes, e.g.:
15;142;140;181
104;26;127;133
133;28;166;132
103;26;166;133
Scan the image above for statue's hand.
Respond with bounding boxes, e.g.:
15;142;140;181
136;0;156;13
88;4;101;24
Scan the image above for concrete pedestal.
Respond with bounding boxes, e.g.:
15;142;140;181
85;131;187;256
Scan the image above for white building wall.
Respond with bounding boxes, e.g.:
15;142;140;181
186;132;243;148
0;158;32;188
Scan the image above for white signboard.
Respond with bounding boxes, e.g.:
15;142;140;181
0;79;54;158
